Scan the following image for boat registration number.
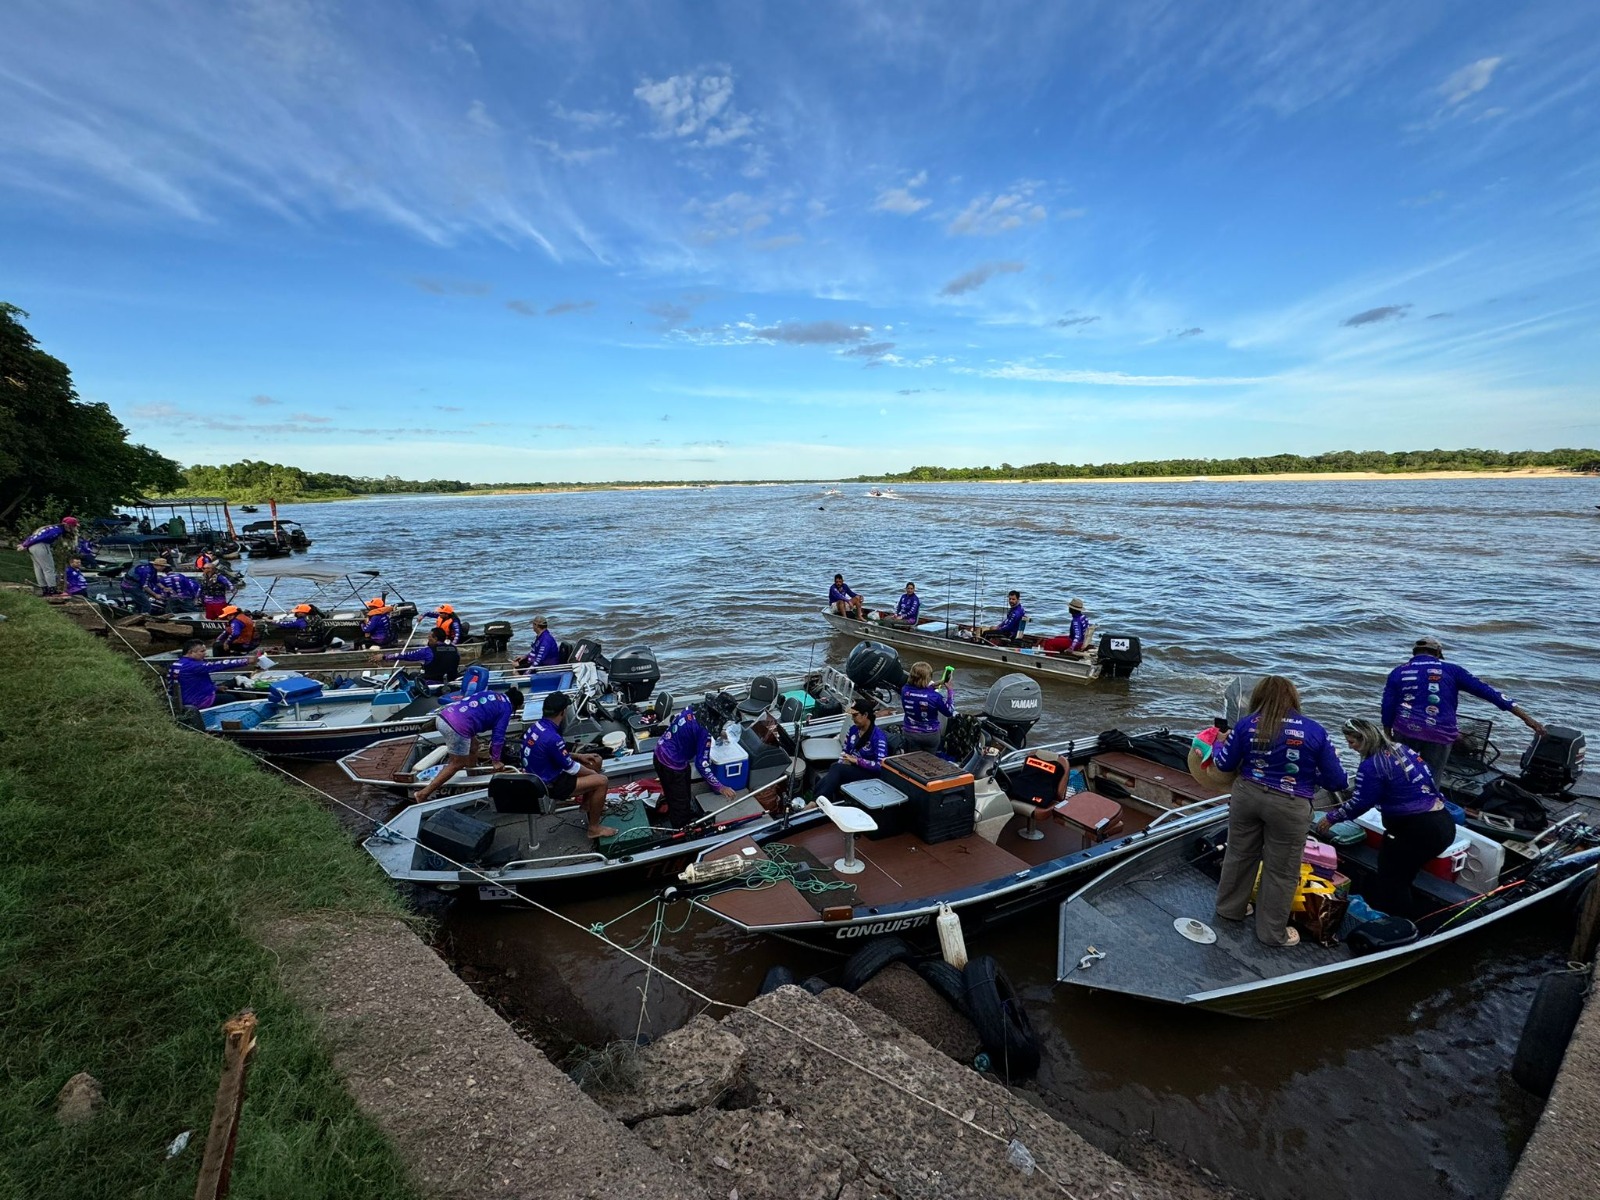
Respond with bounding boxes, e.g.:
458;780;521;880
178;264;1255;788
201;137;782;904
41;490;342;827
477;884;517;902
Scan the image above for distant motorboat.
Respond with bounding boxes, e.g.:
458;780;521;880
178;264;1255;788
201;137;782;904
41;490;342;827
866;488;901;499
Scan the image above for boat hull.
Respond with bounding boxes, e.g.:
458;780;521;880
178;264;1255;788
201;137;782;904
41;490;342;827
819;610;1107;683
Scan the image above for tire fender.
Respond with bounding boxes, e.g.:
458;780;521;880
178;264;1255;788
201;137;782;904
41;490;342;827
963;955;1042;1081
1512;969;1589;1098
841;935;915;992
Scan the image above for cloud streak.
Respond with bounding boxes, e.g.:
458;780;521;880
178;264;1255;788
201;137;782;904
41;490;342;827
1342;305;1412;327
941;260;1025;295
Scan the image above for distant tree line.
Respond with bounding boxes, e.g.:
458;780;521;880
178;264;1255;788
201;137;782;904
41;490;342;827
870;448;1600;482
178;460;477;501
1;303;181;536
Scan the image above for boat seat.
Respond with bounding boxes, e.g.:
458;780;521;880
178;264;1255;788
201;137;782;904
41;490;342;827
817;797;876;875
739;675;779;716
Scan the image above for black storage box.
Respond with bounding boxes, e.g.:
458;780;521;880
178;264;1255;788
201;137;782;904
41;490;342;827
882;753;976;845
418;809;495;862
1346;915;1418;956
1519;725;1586;794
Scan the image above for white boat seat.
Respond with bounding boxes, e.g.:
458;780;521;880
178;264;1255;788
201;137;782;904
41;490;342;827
801;736;842;766
817;797;876;875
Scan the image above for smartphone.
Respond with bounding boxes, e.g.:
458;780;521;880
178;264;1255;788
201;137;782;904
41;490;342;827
941;665;955;682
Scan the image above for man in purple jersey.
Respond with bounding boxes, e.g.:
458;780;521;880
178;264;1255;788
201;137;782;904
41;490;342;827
16;516;77;594
166;640;263;709
1381;637;1544;776
413;688;526;804
520;691;615;839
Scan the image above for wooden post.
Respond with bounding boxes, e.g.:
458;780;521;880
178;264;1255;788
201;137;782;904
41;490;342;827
1572;876;1600;963
194;1010;258;1200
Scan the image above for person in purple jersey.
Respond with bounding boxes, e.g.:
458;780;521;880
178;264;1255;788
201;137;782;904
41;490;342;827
516;616;560;668
520;691;615;839
979;591;1027;644
413;687;525;804
358;598;397;648
1317;717;1455;918
76;534;98;566
162;571;202;613
653;693;741;828
64;558;89;597
816;698;890;803
829;574;864;619
120;556;169;614
166;639;262;710
900;661;954;752
1212;675;1349;948
890;582;920;625
16;516;77;594
1381;636;1544;777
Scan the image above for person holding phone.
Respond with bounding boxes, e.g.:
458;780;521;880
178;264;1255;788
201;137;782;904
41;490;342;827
900;661;955;752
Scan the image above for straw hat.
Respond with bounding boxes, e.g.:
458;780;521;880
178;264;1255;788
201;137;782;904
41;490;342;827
1068;597;1086;612
151;556;171;568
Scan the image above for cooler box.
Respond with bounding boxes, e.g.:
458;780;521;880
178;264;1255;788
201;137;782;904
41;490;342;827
883;752;976;845
840;776;911;838
707;739;749;791
1354;811;1474;882
268;675;323;706
418;809;495;862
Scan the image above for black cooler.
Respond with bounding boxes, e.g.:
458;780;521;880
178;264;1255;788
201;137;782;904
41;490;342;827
418;809;495;862
883;751;977;844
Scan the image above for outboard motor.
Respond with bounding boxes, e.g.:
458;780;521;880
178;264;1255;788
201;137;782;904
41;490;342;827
1096;633;1143;679
1520;726;1586;794
608;645;661;703
982;672;1041;748
571;637;606;668
845;640;907;691
481;620;513;657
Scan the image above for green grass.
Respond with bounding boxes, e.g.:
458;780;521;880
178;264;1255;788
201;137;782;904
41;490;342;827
0;593;422;1200
0;548;35;585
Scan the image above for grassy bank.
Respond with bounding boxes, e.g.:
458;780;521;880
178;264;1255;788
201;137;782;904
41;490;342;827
0;593;420;1199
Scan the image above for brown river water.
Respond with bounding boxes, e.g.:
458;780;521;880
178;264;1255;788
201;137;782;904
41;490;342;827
279;477;1600;1200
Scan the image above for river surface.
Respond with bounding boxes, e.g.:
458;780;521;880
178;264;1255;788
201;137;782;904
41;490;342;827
278;477;1600;1200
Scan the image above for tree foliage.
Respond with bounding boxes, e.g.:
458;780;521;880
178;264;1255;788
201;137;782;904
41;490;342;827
178;460;476;502
0;304;181;529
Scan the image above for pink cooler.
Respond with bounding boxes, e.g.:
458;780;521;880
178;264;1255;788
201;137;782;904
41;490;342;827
1302;838;1339;878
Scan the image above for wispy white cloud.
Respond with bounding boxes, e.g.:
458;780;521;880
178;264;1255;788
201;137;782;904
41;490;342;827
947;185;1047;236
874;170;930;215
967;365;1269;388
1439;57;1504;106
940;260;1025;296
634;69;754;147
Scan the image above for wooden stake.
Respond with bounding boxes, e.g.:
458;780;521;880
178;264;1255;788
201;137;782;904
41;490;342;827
194;1010;258;1200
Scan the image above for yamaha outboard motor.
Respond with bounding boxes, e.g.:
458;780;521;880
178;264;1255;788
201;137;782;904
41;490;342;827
845;640;907;691
571;637;606;668
481;620;513;657
608;645;661;703
982;672;1041;748
1096;633;1143;679
1520;726;1586;794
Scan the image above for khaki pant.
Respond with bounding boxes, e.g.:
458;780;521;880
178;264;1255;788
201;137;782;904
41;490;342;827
1215;776;1311;946
29;542;57;592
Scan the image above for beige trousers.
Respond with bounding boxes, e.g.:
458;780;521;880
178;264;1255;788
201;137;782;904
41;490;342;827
1215;776;1311;946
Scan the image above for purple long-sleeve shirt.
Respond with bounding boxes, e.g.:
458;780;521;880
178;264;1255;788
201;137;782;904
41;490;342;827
1065;612;1090;652
361;612;394;646
895;592;920;621
64;565;88;595
1212;711;1348;801
900;684;954;735
1323;747;1443;825
829;582;858;605
842;724;888;770
20;523;69;549
992;603;1026;638
521;719;579;785
526;629;559;667
654;708;718;778
1381;654;1515;745
436;692;516;761
167;654;255;709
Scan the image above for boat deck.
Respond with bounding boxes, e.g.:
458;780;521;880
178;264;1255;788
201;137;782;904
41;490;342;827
345;737;415;784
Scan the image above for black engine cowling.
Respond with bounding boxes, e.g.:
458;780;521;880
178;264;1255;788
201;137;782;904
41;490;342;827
845;640;908;691
1096;633;1142;679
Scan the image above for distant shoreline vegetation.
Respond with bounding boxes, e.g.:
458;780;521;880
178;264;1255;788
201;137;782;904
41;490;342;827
171;448;1600;503
868;448;1600;483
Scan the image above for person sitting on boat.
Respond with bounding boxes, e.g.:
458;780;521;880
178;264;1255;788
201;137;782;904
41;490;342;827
194;551;216;571
816;698;890;803
1039;598;1092;655
521;691;616;840
1211;675;1348;949
412;687;526;805
426;605;464;644
166;640;263;710
75;534;98;567
374;628;460;683
979;591;1027;644
16;516;77;595
652;693;741;828
890;582;920;625
358;598;398;649
120;556;168;614
900;661;954;752
516;616;560;668
1381;637;1545;778
829;575;864;619
276;603;333;653
214;606;259;653
198;564;238;620
64;557;89;598
1317;718;1456;918
162;569;202;614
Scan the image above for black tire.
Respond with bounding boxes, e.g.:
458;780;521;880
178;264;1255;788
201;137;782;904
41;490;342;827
1512;970;1589;1097
801;975;831;996
1573;876;1600;963
841;936;916;992
914;958;971;1016
964;955;1041;1081
758;964;796;996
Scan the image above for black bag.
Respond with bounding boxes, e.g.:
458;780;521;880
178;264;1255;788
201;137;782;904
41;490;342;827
1346;915;1418;956
1477;776;1550;832
1126;730;1194;772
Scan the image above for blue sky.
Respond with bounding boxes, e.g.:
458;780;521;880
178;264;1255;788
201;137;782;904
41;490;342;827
3;1;1598;482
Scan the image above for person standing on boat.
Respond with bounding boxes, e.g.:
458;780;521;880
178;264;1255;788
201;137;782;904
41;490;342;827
167;640;263;710
979;591;1027;644
427;605;464;644
16;516;77;594
374;628;460;683
900;662;955;752
412;687;526;804
161;568;202;613
816;698;890;803
358;598;398;649
516;616;560;668
214;605;259;653
521;691;616;839
1316;718;1455;918
198;563;238;620
277;603;333;653
891;582;920;625
829;575;864;619
120;555;168;614
1212;675;1348;948
64;557;89;597
1381;637;1544;777
653;693;741;828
